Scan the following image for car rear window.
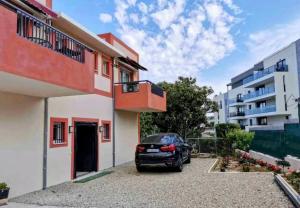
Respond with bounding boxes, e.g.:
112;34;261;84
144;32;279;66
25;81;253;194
142;135;174;144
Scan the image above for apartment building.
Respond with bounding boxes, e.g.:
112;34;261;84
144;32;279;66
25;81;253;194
214;39;300;129
0;0;166;197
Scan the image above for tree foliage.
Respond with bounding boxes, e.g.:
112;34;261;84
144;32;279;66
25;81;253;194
226;129;254;151
215;123;240;138
141;77;217;139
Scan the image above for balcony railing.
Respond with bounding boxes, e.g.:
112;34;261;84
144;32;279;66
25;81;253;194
116;80;164;97
16;9;91;63
243;86;275;100
245;105;276;116
243;64;288;85
229;112;245;117
228;98;243;105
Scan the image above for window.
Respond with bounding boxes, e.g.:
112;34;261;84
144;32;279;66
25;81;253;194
249;119;253;126
258;117;267;125
219;101;223;109
276;59;286;71
102;60;110;76
120;70;132;82
284;95;287;111
101;121;111;142
283;75;286;92
50;118;68;148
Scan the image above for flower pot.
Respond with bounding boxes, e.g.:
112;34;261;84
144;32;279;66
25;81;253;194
0;188;9;206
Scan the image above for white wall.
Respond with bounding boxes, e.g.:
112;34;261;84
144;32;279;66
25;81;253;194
213;93;227;124
264;43;299;120
115;111;138;165
48;94;113;186
0;91;44;197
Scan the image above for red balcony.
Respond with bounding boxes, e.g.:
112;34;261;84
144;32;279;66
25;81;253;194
0;2;94;97
115;81;167;112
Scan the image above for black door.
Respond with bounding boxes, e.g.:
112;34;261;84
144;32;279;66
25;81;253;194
74;122;98;178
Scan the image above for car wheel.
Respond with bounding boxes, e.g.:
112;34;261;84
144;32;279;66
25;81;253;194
136;165;144;172
174;156;183;172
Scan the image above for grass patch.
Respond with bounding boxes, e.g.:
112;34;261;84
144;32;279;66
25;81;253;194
74;171;113;183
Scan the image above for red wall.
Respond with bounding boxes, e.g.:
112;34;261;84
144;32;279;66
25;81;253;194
115;83;166;112
0;6;94;93
46;0;52;8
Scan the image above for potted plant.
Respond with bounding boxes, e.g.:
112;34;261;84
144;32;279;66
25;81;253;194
0;183;9;206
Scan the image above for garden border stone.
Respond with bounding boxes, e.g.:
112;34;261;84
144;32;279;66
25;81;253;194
275;174;300;208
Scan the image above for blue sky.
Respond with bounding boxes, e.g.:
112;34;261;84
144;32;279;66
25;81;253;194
53;0;300;94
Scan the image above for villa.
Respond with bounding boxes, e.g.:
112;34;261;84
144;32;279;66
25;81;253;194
0;0;166;197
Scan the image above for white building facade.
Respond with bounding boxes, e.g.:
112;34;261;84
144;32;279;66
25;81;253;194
214;40;300;129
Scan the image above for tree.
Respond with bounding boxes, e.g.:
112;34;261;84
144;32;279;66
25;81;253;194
141;77;217;139
226;129;254;151
215;123;241;138
140;112;159;140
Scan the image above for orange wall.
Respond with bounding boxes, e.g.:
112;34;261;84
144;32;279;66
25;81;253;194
0;6;94;93
115;83;166;112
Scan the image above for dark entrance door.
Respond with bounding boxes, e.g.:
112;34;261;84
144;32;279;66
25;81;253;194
74;122;98;178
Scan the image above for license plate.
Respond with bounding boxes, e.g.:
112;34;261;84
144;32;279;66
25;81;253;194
147;149;159;153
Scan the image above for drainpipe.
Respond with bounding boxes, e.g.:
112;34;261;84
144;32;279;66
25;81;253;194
112;59;116;167
42;98;48;189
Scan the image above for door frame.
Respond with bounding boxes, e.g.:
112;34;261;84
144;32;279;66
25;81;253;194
71;117;99;179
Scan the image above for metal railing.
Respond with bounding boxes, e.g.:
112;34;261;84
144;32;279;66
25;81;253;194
15;9;91;63
228;98;243;105
115;80;165;97
243;64;288;85
245;105;276;115
229;112;245;117
243;86;275;100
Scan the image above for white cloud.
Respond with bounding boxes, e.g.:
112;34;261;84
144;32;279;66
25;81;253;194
247;18;300;60
222;0;242;14
151;0;185;30
129;13;139;24
138;2;148;14
113;0;241;84
99;13;112;23
211;16;300;95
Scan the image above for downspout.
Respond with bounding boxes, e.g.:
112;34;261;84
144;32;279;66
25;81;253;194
112;58;116;167
43;98;48;189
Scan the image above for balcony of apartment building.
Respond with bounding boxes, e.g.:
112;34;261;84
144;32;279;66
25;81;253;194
243;86;276;103
229;111;245;120
245;105;277;117
228;94;245;107
0;1;95;97
243;61;288;88
115;80;166;112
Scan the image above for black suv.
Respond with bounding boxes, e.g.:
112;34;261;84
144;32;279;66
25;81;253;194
135;133;192;172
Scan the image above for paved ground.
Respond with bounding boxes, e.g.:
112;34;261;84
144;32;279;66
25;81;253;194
11;159;294;208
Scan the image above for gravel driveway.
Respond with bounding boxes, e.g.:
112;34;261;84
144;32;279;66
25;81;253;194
12;159;294;208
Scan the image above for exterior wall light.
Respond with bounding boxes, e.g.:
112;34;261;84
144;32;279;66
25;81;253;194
68;126;74;134
98;126;104;133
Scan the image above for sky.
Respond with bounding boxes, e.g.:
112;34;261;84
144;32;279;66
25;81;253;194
53;0;300;95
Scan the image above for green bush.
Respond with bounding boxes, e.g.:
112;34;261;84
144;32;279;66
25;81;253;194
226;129;254;151
215;123;240;138
0;183;8;190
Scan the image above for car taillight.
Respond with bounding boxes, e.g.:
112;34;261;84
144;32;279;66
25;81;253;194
136;145;145;153
160;144;176;152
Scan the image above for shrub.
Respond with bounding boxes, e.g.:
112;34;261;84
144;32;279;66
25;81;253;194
0;183;8;190
276;160;291;173
226;129;254;151
215;123;240;138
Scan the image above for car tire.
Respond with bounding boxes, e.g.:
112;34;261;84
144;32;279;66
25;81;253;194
136;165;144;172
174;156;183;172
185;155;191;164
